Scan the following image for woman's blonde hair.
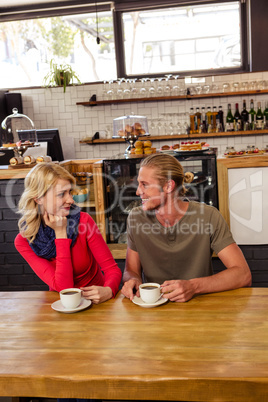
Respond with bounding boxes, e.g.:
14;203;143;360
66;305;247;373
140;153;189;196
18;163;75;242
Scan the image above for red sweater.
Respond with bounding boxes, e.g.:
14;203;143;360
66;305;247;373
15;212;122;296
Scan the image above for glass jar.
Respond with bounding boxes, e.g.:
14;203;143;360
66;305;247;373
113;114;149;138
1;108;37;146
246;145;255;154
224;146;236;155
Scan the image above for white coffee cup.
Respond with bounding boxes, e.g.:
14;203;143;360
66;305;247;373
60;288;82;309
139;283;161;304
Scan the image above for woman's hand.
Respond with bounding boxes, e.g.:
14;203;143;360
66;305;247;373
43;211;68;239
81;286;113;304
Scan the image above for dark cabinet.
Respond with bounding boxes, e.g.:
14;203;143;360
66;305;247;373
103;150;218;244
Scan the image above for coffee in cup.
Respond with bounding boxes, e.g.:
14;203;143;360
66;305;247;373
139;283;161;303
60;288;82;309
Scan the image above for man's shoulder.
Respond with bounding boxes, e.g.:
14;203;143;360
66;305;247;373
189;201;221;216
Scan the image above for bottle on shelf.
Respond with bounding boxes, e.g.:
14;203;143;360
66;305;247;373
249;99;256;130
241;100;249;130
200;107;207;133
212;106;217;132
217;105;224;132
206;106;212;133
226;104;234;132
264;101;268;129
234;103;242;131
189;107;195;134
256;101;263;130
194;107;201;134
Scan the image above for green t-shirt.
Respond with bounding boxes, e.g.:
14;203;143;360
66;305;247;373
127;201;234;284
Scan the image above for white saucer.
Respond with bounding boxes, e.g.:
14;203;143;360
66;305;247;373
51;298;92;313
132;295;168;308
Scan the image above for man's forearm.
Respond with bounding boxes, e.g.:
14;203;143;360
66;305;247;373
123;268;142;284
190;265;252;296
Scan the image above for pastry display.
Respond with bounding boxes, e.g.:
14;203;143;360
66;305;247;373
113;114;149;138
160;145;170;151
72;172;93;186
131;140;156;155
24;155;36;164
144;140;152;148
184;171;194;183
113;114;149;154
172;144;180;150
36;155;52;163
71;187;89;203
224;146;265;157
3;143;16;148
9;156;24;166
180;141;202;151
144;147;154;155
72;187;88;196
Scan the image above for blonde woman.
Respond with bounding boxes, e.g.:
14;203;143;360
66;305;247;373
121;153;251;302
15;163;122;304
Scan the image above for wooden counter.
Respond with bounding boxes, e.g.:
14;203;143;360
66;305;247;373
0;165;32;179
1;288;268;402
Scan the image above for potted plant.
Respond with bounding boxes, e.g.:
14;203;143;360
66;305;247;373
43;60;81;92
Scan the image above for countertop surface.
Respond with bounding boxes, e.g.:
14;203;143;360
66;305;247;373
1;288;268;401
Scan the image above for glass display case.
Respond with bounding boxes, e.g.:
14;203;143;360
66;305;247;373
103;150;218;244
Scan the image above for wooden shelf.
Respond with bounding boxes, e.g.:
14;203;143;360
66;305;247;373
76;89;268;107
80;130;268;145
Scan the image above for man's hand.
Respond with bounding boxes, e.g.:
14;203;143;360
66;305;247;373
121;278;142;300
161;279;197;302
81;286;113;304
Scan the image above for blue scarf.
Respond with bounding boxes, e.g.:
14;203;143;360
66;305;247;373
29;204;81;260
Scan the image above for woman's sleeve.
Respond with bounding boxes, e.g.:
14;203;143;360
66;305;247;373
14;234;74;291
85;216;122;297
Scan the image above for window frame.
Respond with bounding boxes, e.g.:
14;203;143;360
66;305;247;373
114;0;249;79
0;0;249;87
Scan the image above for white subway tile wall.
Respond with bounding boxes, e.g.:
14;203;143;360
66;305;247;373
11;71;268;160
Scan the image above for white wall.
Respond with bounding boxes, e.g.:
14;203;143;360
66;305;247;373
228;167;268;244
10;70;268;160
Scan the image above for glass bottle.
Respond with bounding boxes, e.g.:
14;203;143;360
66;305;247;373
249;99;256;130
256;101;263;130
200;107;207;133
206;107;212;132
241;100;249;130
226;104;234;131
264;101;268;129
194;107;201;134
234;103;242;131
212;106;217;132
189;107;195;134
217;106;224;132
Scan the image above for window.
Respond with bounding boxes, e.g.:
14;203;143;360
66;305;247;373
0;9;116;89
0;0;248;89
121;2;243;76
